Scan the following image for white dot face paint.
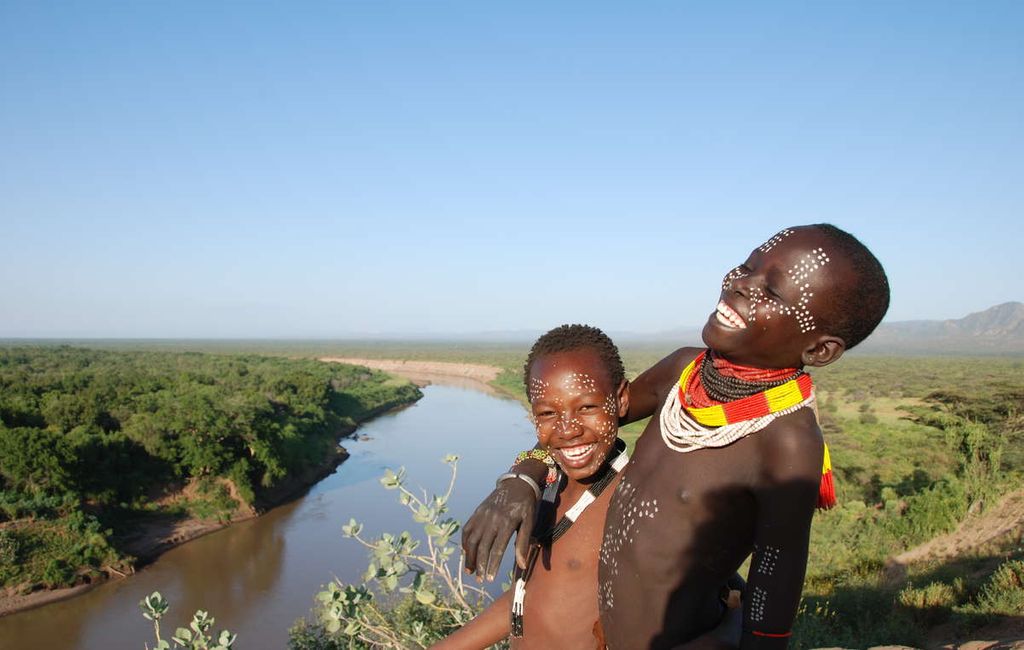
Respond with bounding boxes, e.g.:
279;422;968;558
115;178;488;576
721;265;749;292
527;350;622;482
720;234;832;335
757;228;794;253
783;247;831;333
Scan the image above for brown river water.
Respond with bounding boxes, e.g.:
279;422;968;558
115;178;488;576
0;383;533;650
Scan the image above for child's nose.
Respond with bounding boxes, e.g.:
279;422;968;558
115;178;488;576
729;273;753;296
557;415;584;437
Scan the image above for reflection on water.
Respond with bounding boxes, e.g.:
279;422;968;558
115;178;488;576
0;384;532;650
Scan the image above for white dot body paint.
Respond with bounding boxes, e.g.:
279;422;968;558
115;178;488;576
599;477;659;612
750;586;768;622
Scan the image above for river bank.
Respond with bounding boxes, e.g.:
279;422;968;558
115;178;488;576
319;357;506;395
0;385;422;619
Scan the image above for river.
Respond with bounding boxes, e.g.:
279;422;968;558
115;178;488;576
0;383;534;649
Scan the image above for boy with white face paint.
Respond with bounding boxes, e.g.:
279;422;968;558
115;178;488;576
462;225;890;648
434;325;740;649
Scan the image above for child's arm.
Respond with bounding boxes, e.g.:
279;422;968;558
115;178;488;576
462;459;545;580
741;422;823;648
620;347;702;424
429;590;511;650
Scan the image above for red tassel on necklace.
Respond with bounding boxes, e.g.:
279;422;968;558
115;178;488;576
817;444;836;510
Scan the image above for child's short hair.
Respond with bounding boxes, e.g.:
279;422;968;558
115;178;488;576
523;324;625;389
811;223;890;349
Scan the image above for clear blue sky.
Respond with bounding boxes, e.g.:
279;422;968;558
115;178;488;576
2;2;1021;338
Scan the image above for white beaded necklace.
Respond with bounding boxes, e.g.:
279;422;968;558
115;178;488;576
659;383;816;453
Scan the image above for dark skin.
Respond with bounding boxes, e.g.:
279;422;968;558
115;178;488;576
437;349;741;649
437;348;629;649
463;226;860;648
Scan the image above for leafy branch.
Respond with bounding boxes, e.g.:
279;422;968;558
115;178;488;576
311;454;497;648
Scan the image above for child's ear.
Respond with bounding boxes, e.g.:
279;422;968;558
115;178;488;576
801;335;845;368
616;379;630;418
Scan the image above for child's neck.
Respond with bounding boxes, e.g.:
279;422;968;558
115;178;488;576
688;350;804;408
708;349;801;379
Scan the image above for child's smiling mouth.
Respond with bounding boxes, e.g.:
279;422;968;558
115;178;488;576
715;301;748;329
556;442;598;467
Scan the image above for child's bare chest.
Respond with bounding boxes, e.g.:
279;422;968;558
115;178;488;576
601;425;760;580
518;485;612;647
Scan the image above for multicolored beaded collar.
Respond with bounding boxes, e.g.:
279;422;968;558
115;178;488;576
679;351;813;425
660;350;835;509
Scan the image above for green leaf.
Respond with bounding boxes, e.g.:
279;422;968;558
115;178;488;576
424;523;443;537
415;589;436;605
173;627;193;643
325;618;342;634
341;518;362;537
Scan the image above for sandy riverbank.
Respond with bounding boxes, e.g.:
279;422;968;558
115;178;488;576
320;358;505;395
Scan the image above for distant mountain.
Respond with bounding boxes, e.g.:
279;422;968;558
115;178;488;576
859;302;1024;354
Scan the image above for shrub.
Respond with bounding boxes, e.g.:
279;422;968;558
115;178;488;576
0;529;19;565
139;590;237;650
293;455;499;649
897;578;965;626
968;559;1024;616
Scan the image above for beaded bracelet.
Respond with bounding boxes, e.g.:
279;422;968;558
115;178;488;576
511;448;559;485
515;448;555;466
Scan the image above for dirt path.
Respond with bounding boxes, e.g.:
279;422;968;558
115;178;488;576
882;489;1024;649
320;358;504;394
890;489;1024;569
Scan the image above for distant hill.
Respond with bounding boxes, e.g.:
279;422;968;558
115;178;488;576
859;302;1024;354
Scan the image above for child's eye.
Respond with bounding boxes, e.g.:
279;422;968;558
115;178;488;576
579;404;598;412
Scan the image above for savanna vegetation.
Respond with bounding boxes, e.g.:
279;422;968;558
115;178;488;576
0;346;421;594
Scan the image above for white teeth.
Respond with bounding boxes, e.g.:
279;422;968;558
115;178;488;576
561;443;595;460
716;301;747;329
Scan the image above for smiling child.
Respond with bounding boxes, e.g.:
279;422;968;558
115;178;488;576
462;224;890;648
432;325;629;648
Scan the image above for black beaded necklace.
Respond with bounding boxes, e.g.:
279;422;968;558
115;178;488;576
510;439;628;638
699;351;804;403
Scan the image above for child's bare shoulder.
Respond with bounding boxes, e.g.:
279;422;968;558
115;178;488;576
756;408;824;480
651;347;703;391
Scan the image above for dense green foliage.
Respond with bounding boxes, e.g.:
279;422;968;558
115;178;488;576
0;346;421;591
